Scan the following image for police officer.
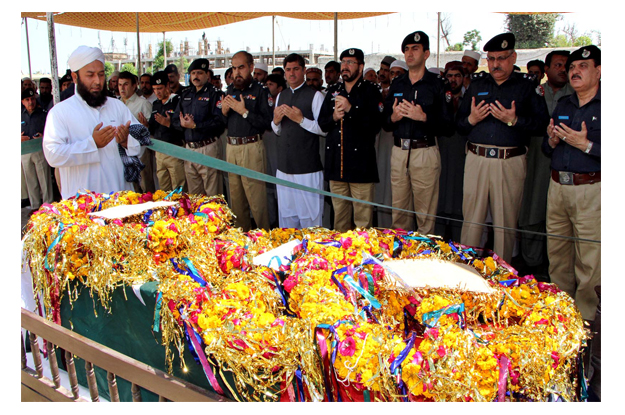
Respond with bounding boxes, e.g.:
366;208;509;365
220;50;272;231
148;71;187;192
382;30;454;234
319;48;384;232
543;45;601;322
456;33;549;264
173;58;226;196
21;88;53;210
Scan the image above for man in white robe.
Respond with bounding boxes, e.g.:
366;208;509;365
43;46;144;200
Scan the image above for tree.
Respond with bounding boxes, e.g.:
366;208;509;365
551;34;571;48
152;39;174;71
439;13;452;50
463;30;482;51
505;13;561;49
104;62;114;79
574;36;593;47
446;43;463;52
120;63;137;75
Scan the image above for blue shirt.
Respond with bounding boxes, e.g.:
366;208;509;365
542;84;601;173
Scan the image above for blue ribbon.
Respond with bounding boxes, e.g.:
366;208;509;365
165;186;182;200
498;279;518;287
44;222;66;271
295;368;305;402
448;241;468;261
416;249;432;256
317;240;342;248
422;303;465;327
181;317;201;365
153;292;162;332
390;332;417;374
343;275;381;309
142;209;154;226
170;258;207;287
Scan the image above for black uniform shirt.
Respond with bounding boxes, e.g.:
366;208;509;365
172;83;225;143
456;71;549;147
382;70;454;140
149;94;184;146
542;84;601;173
220;80;273;136
319;77;383;183
21;106;48;139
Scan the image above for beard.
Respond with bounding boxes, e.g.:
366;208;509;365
76;74;107;108
341;70;360;83
233;74;252;90
39;92;53;103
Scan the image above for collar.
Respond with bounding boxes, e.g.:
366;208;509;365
123;93;139;104
569;83;601;107
289;80;306;92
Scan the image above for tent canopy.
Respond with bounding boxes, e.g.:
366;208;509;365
20;12;393;32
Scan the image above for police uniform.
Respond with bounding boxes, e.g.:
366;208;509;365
21;88;53;209
382;31;454;234
542;45;601;321
149;71;187;193
220;78;272;231
172;59;226;196
456;33;549;263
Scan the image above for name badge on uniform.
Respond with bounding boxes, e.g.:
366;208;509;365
394;93;403;97
477;92;489;96
558;115;570;120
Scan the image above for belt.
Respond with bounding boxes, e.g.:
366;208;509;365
394;137;437;150
467;142;526;159
227;135;262;145
186;138;216;149
551;169;601;186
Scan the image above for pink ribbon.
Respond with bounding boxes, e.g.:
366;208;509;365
185;325;225;396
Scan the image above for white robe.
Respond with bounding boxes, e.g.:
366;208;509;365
43;93;143;200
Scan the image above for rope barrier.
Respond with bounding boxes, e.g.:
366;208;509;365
22;138;601;244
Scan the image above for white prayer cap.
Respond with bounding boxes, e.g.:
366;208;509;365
390;60;408;71
68;45;105;72
255;62;268;72
363;67;375;76
463;50;481;61
428;67;443;75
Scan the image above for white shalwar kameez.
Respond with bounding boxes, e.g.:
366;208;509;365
43;93;143;200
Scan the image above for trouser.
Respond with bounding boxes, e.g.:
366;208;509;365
546;180;601;321
461;150;526;264
226;140;270;231
520;221;547;267
139;148;157;193
329;181;375;232
21;152;53;209
184;140;223;197
390;145;440;234
21;164;28;200
156;151;187;192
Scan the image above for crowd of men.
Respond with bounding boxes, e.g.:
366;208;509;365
21;33;601;336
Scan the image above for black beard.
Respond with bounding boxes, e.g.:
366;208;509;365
39;92;53;103
341;71;359;83
76;75;107;108
233;75;252;90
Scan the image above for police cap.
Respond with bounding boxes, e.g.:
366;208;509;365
151;71;169;86
566;45;601;71
22;88;36;100
188;58;210;73
401;31;429;52
164;64;178;74
484;33;515;52
339;48;364;64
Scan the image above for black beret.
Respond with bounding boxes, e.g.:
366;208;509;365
566;45;601;71
151;71;169;86
188;58;209;73
22;88;36;100
381;56;396;66
401;31;429;52
164;64;178;74
484;33;515;52
339;48;364;63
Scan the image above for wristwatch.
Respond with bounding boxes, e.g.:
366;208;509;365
507;117;517;127
242;110;249;119
585;141;593;154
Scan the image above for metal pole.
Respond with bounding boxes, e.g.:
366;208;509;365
24;18;32;80
334;13;338;61
136;13;141;74
436;12;441;68
272;15;275;71
163;31;167;67
46;13;60;105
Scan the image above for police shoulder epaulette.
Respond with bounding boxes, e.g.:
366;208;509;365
471;71;486;80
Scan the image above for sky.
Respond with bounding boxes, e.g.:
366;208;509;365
20;10;604;77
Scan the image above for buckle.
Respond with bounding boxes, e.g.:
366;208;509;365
242;136;249;144
229;137;237;145
485;147;499;159
401;138;411;150
558;171;574;185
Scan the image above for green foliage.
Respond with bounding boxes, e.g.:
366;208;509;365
153;56;165;72
505;13;561;49
463;30;482;50
104;62;115;79
551;34;571;47
574;36;593;46
447;43;464;52
120;63;137;75
156;39;174;59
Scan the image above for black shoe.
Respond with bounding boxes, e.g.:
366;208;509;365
21;198;30;208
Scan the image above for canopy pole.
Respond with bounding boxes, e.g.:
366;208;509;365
47;13;60;105
272;15;275;71
334;13;338;61
136;13;141;74
436;12;441;68
24;18;32;80
163;31;167;67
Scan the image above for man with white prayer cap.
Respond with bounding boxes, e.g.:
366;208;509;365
363;67;378;83
462;50;481;88
253;61;269;84
43;45;149;200
389;60;408;81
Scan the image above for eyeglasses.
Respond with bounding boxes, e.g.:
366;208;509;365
486;53;514;63
341;60;359;66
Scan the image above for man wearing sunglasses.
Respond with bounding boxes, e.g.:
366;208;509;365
456;32;549;264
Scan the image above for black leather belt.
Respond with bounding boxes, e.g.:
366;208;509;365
468;142;526;159
186;138;216;149
227;135;262;145
394;137;437;150
551;169;601;185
